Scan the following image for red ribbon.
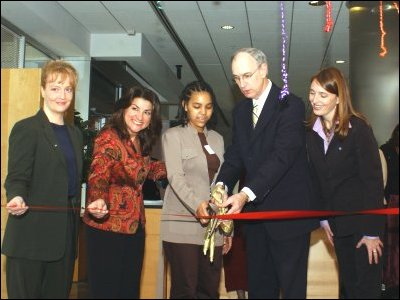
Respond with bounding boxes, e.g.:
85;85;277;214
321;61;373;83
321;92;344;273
211;208;399;220
3;205;398;220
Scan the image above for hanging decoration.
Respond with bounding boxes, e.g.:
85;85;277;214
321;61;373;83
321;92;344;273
279;1;289;100
379;1;388;57
324;1;333;32
393;2;399;14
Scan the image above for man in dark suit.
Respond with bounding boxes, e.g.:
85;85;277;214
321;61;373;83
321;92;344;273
216;48;318;298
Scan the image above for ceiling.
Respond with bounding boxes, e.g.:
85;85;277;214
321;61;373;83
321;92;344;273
1;1;349;136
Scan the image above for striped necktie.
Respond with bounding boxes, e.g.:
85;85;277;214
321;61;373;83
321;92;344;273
252;104;259;127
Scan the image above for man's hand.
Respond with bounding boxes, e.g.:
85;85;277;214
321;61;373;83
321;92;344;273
218;191;248;214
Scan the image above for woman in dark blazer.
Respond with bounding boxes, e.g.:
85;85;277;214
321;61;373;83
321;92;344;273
2;60;83;298
306;67;385;299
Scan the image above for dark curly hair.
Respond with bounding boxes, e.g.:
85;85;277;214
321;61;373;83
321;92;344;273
103;86;162;156
176;81;218;130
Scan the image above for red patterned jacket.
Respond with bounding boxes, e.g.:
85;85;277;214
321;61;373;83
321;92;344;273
83;128;166;234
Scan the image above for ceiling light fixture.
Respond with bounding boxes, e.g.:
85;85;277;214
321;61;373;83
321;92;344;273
221;25;235;30
155;1;163;10
309;1;326;6
335;60;346;64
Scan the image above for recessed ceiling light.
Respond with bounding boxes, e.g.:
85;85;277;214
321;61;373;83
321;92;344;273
335;60;346;64
350;6;366;12
370;4;396;13
221;25;235;30
309;1;326;6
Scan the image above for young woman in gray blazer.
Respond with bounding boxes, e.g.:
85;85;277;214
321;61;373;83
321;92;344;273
161;81;232;299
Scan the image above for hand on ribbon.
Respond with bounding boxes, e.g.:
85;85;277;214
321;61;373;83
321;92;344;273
87;199;109;219
7;196;28;216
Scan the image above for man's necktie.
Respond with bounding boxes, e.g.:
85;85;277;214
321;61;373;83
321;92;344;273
252;104;259;128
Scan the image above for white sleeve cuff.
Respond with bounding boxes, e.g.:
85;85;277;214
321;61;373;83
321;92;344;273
364;235;379;239
241;187;256;201
320;220;329;227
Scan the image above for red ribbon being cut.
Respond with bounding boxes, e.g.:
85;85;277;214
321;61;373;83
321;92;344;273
213;208;399;220
2;205;398;220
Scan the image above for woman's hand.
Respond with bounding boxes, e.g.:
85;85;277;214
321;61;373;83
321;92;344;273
320;220;334;246
223;236;233;255
87;199;109;219
356;236;383;264
196;200;211;225
6;196;28;216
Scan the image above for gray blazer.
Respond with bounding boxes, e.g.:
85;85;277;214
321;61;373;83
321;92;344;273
161;124;224;246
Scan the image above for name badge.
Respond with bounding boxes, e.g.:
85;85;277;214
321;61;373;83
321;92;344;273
204;145;215;155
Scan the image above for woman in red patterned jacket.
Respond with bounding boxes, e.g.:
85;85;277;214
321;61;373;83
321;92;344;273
83;86;166;299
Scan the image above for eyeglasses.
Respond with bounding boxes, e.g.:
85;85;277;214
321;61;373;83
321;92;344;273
232;65;260;85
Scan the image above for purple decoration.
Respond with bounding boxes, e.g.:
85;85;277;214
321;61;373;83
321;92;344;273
279;1;289;100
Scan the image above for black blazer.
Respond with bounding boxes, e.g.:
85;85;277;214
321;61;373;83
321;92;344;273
306;116;385;237
217;83;318;240
2;110;83;261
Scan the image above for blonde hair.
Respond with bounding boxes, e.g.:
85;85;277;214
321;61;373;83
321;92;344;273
306;67;367;138
41;60;78;91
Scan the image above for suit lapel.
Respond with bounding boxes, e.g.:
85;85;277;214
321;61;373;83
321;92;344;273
311;131;326;161
244;100;253;134
38;110;68;168
250;84;280;144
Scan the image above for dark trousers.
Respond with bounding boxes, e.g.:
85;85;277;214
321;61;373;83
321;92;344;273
245;223;311;299
85;224;145;299
334;234;382;299
6;212;76;299
163;241;223;299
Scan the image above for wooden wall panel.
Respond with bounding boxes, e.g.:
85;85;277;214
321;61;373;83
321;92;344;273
1;68;42;299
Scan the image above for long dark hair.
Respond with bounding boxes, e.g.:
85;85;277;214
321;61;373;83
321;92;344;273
103;86;162;156
176;81;218;130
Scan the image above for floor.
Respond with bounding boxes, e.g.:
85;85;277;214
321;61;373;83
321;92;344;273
68;281;246;299
70;281;399;299
69;281;90;299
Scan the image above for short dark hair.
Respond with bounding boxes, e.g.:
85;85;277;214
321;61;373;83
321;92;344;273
176;81;218;130
103;86;162;156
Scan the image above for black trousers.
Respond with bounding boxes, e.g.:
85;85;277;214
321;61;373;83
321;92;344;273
245;223;311;299
6;211;76;299
334;234;382;299
85;224;145;299
163;241;223;299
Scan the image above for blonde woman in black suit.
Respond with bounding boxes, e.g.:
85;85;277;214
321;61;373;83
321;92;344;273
2;60;83;299
161;81;232;299
306;67;385;299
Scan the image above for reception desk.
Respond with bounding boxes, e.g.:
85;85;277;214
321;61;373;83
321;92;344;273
141;203;163;299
